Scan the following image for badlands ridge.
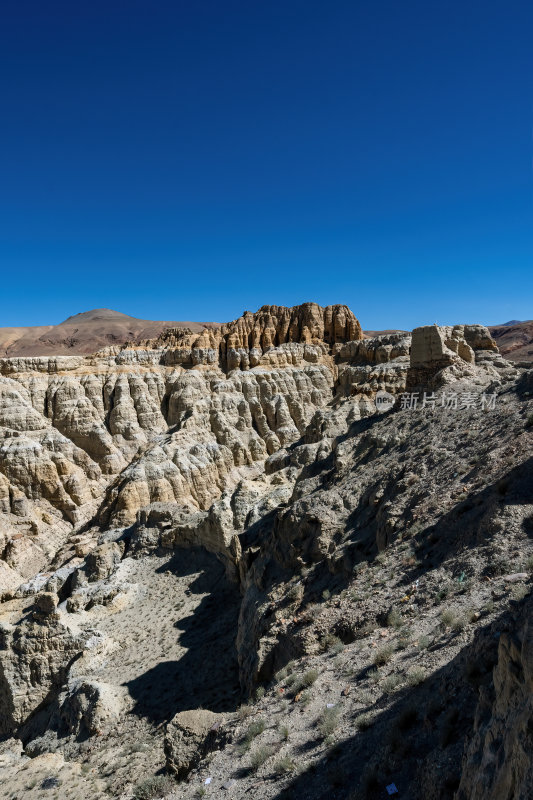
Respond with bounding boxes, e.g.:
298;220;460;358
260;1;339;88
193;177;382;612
0;303;532;800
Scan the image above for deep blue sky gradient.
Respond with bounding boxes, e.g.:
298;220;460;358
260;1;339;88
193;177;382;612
1;1;532;329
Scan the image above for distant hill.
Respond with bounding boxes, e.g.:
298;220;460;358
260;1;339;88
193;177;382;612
0;308;215;356
363;329;408;337
488;320;533;362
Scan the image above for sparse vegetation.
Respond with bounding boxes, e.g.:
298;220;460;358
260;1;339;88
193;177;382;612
512;584;528;601
299;689;313;707
250;744;274;771
483;598;495;615
275;661;294;682
358;689;373;706
331;638;345;654
245;719;266;742
452;614;467;632
387;608;403;628
239;718;266;753
373;643;395;666
406;667;426;686
321;633;344;653
237;703;253;721
440;608;457;627
278;724;289;741
286;670;317;695
274;755;296;775
397;631;411;649
355;712;373;730
133;776;174;800
369;668;381;685
318;706;340;738
302;668;319;687
382;673;402;693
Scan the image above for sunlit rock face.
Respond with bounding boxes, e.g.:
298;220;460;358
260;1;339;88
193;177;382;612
0;304;369;583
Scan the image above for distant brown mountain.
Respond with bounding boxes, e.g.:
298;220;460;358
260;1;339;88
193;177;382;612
363;329;408;337
0;309;215;356
488;320;533;362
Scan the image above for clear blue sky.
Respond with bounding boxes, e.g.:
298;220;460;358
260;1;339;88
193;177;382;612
1;1;532;330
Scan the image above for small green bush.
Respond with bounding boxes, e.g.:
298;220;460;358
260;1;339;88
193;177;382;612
406;667;426;686
274;755;296;775
512;584;528;601
355;712;373;730
300;689;312;707
250;744;273;771
331;638;345;654
358;689;373;705
133;776;174;800
318;706;340;738
386;609;403;629
452;615;467;632
381;673;402;694
245;719;266;742
373;643;395;666
397;632;411;650
237;703;253;721
321;633;343;653
368;668;381;685
481;600;494;617
440;608;457;627
302;668;319;687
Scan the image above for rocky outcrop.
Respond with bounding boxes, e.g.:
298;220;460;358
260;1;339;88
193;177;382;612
456;596;533;800
0;608;87;735
139;302;362;370
0;304;370;586
407;323;508;388
165;709;227;778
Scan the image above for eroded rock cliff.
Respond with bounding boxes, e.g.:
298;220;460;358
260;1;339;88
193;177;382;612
0;305;531;800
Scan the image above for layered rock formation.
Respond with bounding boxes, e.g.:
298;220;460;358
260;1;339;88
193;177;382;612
0;303;366;586
1;304;532;800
